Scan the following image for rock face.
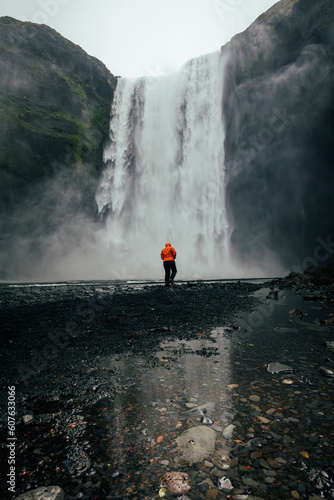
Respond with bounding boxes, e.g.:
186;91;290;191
0;16;117;213
0;16;117;279
222;0;334;269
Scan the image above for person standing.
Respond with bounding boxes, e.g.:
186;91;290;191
161;242;177;287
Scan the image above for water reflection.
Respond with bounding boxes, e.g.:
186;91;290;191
91;327;235;495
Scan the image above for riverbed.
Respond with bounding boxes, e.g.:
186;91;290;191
0;279;333;499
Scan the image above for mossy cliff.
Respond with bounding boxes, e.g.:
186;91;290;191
0;16;117;214
222;0;334;268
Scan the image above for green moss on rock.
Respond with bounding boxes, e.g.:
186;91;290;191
0;16;117;212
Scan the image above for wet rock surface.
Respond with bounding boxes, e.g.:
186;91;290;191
0;275;333;499
176;426;216;463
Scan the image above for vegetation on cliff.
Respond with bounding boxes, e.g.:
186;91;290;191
0;16;117;213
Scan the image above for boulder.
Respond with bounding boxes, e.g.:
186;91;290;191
176;425;216;463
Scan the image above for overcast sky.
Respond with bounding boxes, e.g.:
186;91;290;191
0;0;279;77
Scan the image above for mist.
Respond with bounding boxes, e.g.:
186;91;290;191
0;165;284;282
0;48;286;283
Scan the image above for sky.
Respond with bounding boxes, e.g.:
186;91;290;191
0;0;279;77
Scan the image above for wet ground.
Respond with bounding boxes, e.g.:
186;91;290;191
0;279;333;499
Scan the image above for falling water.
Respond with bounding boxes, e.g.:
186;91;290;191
96;51;233;280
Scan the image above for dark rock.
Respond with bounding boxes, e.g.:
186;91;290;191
223;0;334;269
106;315;119;324
289;308;304;319
0;17;116;210
198;478;215;494
267;291;279;300
0;16;117;277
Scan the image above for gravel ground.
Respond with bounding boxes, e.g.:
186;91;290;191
1;277;333;500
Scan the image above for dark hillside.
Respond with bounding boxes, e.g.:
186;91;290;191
223;0;334;268
0;16;117;213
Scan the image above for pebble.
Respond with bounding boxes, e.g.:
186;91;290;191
22;415;34;425
289;308;304;318
275;457;287;464
202;414;214;425
249;395;260;402
291;491;300;499
205;489;221;499
250;451;263;459
223;423;236;439
218;476;233;492
198;478;215;492
264;476;276;484
243;477;259;487
267;457;282;469
319;366;334;378
257;416;270;424
267;362;293;374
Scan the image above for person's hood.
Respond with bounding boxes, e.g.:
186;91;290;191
165;242;171;247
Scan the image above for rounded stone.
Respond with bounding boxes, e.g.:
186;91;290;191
176;426;216;462
249;395;261;402
250;450;263;460
319;366;334;378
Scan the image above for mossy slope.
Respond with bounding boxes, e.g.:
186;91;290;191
0;16;117;212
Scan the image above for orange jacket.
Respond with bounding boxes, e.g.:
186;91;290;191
161;242;176;262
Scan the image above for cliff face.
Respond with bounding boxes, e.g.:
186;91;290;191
0;16;117;213
1;4;333;279
223;0;334;269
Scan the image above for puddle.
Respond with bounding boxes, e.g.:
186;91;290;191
76;328;239;496
75;289;334;497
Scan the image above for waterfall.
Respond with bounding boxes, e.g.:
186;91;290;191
95;51;233;280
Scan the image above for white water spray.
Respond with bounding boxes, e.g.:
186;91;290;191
96;51;234;280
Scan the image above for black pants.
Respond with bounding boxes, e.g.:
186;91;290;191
163;261;177;287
